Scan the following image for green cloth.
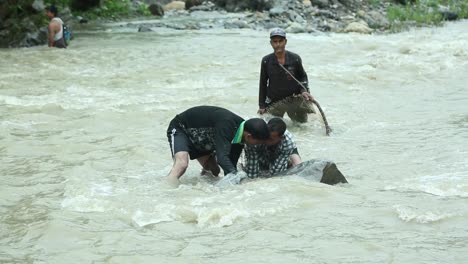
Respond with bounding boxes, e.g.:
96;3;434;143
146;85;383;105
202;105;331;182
231;121;245;144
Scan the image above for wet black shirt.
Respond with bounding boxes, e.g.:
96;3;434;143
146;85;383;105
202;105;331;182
173;106;244;175
259;51;309;108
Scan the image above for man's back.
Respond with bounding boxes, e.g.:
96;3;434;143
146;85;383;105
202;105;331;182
176;106;243;130
173;106;245;175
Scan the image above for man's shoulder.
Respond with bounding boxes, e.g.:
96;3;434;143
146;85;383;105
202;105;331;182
192;106;242;121
286;51;301;60
51;17;64;24
284;130;295;141
281;130;296;150
261;53;276;62
48;18;62;30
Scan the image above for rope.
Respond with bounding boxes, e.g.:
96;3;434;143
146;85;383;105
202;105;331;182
277;63;332;136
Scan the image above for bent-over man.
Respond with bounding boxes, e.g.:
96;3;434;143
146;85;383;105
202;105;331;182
166;105;270;186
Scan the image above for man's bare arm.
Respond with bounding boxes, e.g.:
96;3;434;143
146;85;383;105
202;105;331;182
47;22;58;47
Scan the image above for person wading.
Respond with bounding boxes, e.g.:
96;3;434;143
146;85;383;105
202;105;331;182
45;5;66;49
258;28;315;123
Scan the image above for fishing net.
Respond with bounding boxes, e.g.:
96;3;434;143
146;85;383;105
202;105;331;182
266;94;316;116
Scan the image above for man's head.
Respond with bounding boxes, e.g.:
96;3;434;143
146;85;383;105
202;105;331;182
266;118;286;146
243;118;270;145
45;5;58;18
270;28;286;39
269;28;287;54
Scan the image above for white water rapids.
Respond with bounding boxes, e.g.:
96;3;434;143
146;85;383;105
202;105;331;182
1;17;467;263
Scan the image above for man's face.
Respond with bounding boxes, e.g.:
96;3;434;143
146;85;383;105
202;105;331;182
45;10;54;19
270;36;287;53
265;131;283;146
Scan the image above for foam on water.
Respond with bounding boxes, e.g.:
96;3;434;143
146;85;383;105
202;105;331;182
384;171;468;198
2;19;468;263
393;204;461;224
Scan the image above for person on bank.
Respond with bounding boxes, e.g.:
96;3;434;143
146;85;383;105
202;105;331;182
45;5;66;48
243;117;302;178
166;106;270;186
258;28;315;123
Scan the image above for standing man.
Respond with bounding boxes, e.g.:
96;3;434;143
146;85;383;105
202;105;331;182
258;28;315;123
244;118;302;178
45;5;66;48
166;106;270;186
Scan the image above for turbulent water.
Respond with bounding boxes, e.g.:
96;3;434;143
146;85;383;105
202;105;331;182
1;17;467;263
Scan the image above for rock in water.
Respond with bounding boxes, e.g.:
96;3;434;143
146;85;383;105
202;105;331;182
216;159;347;188
215;171;248;188
275;159;348;185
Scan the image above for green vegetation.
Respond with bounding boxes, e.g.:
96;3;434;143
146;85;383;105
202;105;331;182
387;0;468;31
44;0;72;7
5;0;50;26
44;0;151;19
85;0;131;18
387;3;443;24
366;0;384;7
86;1;151;19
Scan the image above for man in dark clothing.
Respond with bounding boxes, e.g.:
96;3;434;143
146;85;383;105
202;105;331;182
166;106;270;186
258;28;315;123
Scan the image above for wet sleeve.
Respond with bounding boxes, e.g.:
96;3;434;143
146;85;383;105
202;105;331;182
229;144;244;172
214;122;237;175
296;56;309;93
269;134;296;175
259;59;268;108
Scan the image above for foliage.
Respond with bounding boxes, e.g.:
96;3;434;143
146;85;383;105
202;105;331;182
366;0;385;7
100;0;131;17
387;0;468;31
73;0;151;19
135;3;151;16
387;4;443;24
444;0;468;18
2;0;49;24
44;0;72;8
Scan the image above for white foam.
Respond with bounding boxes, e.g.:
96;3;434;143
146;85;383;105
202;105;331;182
61;195;111;213
384;171;468;198
61;171;119;212
132;206;177;226
131;183;298;228
393;205;459;224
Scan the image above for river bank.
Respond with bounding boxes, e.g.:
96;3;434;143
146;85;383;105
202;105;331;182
1;0;467;48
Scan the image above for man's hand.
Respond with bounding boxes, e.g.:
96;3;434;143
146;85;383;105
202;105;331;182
301;91;314;101
257;108;267;114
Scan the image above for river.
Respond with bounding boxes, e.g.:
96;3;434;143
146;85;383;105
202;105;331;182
1;17;467;263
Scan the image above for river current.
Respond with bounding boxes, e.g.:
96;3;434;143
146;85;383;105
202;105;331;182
1;17;467;263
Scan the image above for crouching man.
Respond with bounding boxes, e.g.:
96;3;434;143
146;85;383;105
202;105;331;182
244;118;301;178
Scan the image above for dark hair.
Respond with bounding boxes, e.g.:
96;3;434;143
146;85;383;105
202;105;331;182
45;5;58;16
244;118;270;140
268;118;286;136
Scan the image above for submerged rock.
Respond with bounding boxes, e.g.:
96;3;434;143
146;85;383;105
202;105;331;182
344;21;373;34
149;3;165;16
216;159;348;188
164;1;185;11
